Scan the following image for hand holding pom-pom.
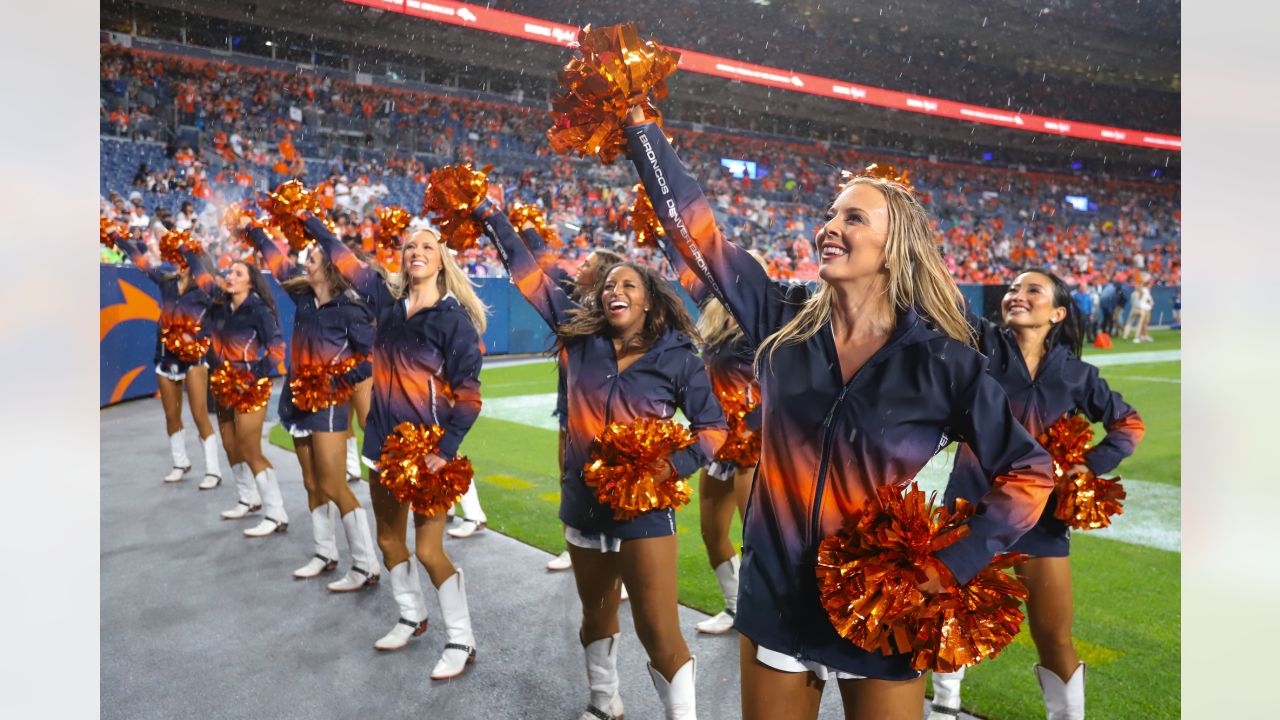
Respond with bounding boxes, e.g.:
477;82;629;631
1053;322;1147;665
378;422;474;517
508;203;562;249
159;229;200;269
422;162;492;252
375;205;412;254
1037;414;1126;530
288;355;364;412
210;364;273;413
101;217;127;249
260;180;324;251
583;417;695;521
713;388;761;468
160;317;211;363
548;24;680;164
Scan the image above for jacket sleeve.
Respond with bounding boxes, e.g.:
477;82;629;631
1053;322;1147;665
245;227;301;284
346;301;377;364
475;200;581;331
301;212;392;313
1079;365;1145;475
656;233;709;304
934;362;1056;584
668;351;729;478
254;302;286;379
519;226;575;293
117;235;169;286
436;315;484;460
182;246;227;301
625;122;789;347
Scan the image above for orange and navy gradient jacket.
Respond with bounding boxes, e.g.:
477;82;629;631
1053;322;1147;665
245;227;376;413
944;313;1145;542
117;233;213;367
185;246;284;381
478;202;728;539
519;227;573;429
301;214;483;463
626;122;1054;679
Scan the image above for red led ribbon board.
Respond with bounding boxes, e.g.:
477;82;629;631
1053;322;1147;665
346;0;1181;152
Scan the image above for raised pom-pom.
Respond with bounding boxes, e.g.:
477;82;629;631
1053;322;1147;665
422;162;492;252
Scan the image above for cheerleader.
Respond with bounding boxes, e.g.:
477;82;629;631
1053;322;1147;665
928;269;1144;720
654;234;764;635
477;202;726;720
302;212;487;680
240;222;381;588
184;244;289;538
625;112;1055;719
113;229;222;488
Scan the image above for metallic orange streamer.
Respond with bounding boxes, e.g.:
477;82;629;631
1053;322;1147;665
842;164;915;194
210;364;272;413
714;388;760;468
260;180;324;251
288;355;364;412
100;217;127;249
583;418;696;521
909;552;1029;672
160;317;211;363
547;24;680;164
422;162;492;252
1037;414;1127;530
628;183;665;247
508;203;562;249
159;229;200;269
374;205;413;254
377;422;474;517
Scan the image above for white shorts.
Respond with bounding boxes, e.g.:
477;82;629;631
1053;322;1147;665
565;525;623;553
755;645;867;682
154;362;188;382
285;426;312;438
706;460;737;481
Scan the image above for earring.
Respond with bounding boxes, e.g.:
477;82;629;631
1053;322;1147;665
883;263;890;270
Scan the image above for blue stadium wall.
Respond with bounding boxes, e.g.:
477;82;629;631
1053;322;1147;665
100;265;1179;406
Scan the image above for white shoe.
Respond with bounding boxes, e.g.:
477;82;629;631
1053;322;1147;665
243;517;288;537
620;583;629;602
579;633;624;720
294;503;339;578
696;556;739;634
1035;663;1085;720
446;519;486;539
220;463;262;519
547;550;573;572
254;467;289;526
199;435;223;489
328;507;381;592
430;569;477;680
648;657;696;720
374;561;428;651
164;431;191;483
346;436;362;481
927;668;966;719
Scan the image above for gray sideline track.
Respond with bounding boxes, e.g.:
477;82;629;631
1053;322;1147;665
101;393;976;719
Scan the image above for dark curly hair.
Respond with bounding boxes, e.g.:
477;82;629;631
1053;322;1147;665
555;261;700;354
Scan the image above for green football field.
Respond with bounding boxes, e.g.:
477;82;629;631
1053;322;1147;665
271;329;1181;719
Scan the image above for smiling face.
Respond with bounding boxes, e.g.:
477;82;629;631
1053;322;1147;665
601;265;650;337
302;245;327;285
226;261;252;296
401;229;443;284
576;251;606;291
817;182;891;285
1002;271;1067;330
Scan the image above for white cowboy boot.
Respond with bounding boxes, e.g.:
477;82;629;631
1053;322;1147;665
293;502;339;578
244;467;288;537
546;549;573;571
927;667;966;719
219;463;261;519
374;561;428;651
346;435;361;481
430;569;477;679
446;483;487;538
198;434;222;489
328;507;381;592
647;657;696;720
163;431;191;482
695;555;739;634
578;633;624;720
1035;663;1086;720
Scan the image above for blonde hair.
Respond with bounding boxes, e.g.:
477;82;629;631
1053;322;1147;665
391;228;489;334
697;250;768;350
756;176;973;367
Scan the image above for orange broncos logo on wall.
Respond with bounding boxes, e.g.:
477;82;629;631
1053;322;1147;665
100;276;159;404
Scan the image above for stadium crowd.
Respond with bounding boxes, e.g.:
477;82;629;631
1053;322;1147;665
100;45;1180;292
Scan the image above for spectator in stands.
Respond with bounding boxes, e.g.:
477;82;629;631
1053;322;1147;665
1072;281;1095;342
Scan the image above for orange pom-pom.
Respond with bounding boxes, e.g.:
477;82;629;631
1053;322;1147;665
260;180;324;251
221;203;265;252
583;418;696;521
842;164;915;194
909;552;1029;672
422;162;492;252
159;229;199;269
210;364;273;413
714;388;760;467
375;205;412;254
288;355;364;412
1037;414;1127;530
548;24;680;164
100;217;127;249
377;422;474;517
628;183;665;248
160;317;211;363
508;203;562;249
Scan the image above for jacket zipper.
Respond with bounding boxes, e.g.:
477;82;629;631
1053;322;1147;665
810;381;852;545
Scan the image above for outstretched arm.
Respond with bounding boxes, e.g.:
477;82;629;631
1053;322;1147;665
300;212;391;311
475;200;580;330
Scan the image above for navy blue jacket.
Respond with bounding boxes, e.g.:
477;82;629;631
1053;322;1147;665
626;122;1054;678
518;226;574;428
186;248;284;379
118;235;213;367
478;202;728;538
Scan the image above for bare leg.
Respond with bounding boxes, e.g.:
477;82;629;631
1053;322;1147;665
413;512;456;586
216;405;243;466
837;674;928;719
313;431;360;515
157;375;184;437
1016;556;1080;682
740;635;824;720
699;469;738;568
233;405;271;476
369;473;411;570
619;534;690;680
184;365;215;440
734;464;755;520
567;543;623;644
293;436;325;512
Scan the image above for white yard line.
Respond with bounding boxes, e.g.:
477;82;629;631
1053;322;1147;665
1083;349;1181;366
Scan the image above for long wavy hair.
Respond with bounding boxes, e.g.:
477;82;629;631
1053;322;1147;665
556;261;699;355
697;250;767;350
756;176;973;367
280;244;352;298
575;248;624;303
217;259;280;319
1009;267;1084;358
390;228;488;334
